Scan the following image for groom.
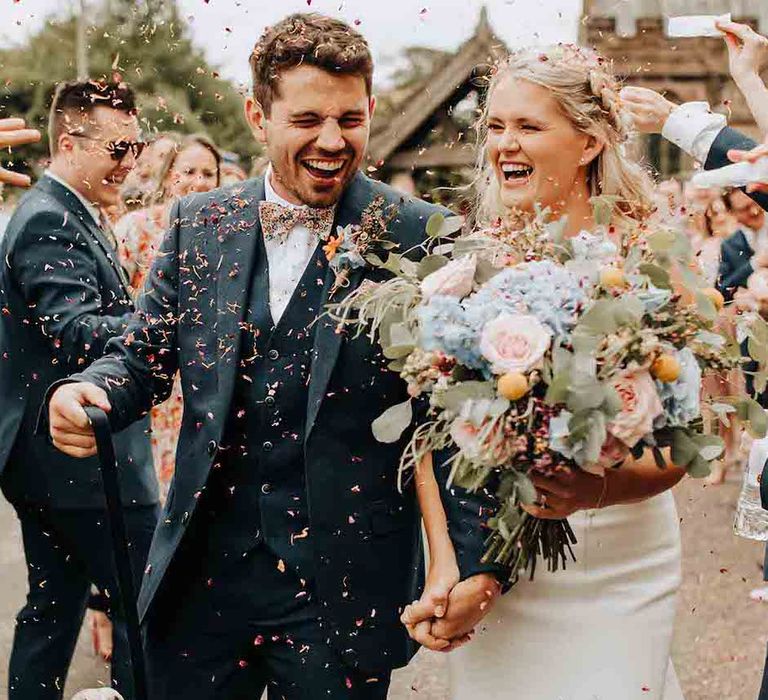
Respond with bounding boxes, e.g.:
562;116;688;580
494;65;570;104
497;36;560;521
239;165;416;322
47;13;501;698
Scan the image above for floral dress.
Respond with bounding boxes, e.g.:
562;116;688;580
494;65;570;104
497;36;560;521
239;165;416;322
115;206;182;499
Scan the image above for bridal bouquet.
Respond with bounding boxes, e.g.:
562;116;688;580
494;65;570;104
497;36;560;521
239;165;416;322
328;199;768;585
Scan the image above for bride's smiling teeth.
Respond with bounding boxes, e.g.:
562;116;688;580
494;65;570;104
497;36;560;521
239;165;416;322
303;158;346;177
501;162;534;181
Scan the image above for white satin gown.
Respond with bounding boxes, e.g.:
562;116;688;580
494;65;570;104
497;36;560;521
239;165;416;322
447;491;684;700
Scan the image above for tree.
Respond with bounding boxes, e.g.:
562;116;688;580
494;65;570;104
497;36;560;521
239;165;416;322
0;0;258;178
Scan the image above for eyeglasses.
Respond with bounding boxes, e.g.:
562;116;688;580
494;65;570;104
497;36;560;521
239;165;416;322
68;133;146;162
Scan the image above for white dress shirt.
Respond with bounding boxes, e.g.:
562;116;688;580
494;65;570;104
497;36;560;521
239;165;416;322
263;168;334;324
44;169;102;228
661;102;728;165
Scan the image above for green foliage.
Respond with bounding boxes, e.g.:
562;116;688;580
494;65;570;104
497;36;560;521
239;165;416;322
0;0;257;176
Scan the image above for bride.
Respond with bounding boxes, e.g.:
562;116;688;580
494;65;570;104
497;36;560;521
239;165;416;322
405;45;687;700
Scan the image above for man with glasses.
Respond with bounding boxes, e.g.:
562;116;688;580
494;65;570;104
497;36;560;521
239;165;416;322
0;79;159;699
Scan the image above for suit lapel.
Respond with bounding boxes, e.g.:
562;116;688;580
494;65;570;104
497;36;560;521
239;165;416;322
305;172;375;438
39;176;132;298
215;177;265;421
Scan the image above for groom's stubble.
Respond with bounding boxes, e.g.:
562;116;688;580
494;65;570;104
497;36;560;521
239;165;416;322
245;64;375;209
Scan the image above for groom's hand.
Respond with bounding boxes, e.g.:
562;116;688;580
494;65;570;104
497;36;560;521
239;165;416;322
49;382;111;458
429;573;500;651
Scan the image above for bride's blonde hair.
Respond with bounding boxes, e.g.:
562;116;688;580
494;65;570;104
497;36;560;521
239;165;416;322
474;44;654;229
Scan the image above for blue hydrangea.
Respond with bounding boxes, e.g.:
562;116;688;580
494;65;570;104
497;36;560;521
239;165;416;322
418;295;486;370
655;348;702;428
464;261;588;338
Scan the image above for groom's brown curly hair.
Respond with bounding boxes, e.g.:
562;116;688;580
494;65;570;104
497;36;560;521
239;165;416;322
249;13;373;116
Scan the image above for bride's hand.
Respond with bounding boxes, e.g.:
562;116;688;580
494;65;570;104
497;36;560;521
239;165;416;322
523;468;605;520
400;557;460;651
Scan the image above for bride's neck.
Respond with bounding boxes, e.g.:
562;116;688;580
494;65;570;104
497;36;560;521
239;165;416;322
554;180;595;238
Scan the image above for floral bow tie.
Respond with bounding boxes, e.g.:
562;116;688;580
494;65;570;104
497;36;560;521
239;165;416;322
259;201;335;242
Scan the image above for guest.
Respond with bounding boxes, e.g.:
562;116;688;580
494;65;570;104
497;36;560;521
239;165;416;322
120;132;180;209
0;80;159;699
115;133;221;494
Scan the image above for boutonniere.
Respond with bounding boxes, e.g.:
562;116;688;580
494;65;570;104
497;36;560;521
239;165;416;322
325;195;400;295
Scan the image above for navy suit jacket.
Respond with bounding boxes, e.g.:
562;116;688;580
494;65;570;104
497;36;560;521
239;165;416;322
705;127;768;213
0;176;157;508
62;173;499;672
717;228;754;301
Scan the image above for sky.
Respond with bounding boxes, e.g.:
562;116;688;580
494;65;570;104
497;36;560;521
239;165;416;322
0;0;584;89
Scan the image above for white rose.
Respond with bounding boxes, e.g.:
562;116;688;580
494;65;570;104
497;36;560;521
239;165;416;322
421;255;477;300
479;313;552;375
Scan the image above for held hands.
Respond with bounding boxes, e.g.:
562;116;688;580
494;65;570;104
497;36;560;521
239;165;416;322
619;87;676;135
0;118;41;187
48;382;111;458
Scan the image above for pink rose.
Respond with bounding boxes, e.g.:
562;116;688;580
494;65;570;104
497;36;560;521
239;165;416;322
450;417;484;460
607;370;663;448
421;255;477;300
479;313;552;375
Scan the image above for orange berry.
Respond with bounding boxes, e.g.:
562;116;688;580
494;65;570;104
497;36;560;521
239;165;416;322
651;354;681;383
498;372;529;401
599;266;626;289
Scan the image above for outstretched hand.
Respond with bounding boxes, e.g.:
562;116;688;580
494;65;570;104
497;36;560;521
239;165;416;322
728;140;768;194
0;118;41;187
716;19;768;84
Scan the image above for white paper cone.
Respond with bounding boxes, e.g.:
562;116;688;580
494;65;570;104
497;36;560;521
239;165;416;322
667;13;731;38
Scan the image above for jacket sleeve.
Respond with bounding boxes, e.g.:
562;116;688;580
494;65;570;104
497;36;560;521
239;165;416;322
705;128;768;212
435;452;507;584
65;200;183;432
11;211;133;369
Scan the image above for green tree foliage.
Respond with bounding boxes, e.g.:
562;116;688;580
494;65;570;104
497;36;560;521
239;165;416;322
0;0;257;176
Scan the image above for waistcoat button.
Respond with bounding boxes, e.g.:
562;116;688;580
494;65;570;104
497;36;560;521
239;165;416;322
263;441;273;452
265;395;276;407
261;483;272;495
268;349;279;361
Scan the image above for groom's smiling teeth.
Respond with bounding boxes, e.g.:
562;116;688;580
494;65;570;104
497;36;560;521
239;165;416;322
501;163;534;182
302;158;346;179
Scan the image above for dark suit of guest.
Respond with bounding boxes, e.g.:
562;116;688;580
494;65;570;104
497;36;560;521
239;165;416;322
0;175;159;699
717;228;756;301
66;173;498;699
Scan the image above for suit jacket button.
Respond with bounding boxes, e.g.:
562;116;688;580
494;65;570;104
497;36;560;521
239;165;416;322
207;440;217;455
262;441;273;452
261;483;272;495
265;395;276;407
268;349;279;361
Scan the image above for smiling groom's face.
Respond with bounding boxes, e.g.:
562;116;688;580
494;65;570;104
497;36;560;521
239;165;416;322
245;64;375;208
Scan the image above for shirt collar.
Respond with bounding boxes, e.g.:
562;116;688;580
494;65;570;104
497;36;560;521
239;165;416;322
45;169;102;226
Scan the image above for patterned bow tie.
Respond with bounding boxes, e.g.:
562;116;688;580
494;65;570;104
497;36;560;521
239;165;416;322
259;201;335;242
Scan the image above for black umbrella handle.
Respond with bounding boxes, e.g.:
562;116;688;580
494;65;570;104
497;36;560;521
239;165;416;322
84;406;148;700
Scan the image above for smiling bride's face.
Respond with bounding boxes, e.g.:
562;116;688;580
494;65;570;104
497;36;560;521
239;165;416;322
486;77;602;217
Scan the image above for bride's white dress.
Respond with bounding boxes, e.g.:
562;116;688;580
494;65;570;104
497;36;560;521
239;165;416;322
447;491;684;700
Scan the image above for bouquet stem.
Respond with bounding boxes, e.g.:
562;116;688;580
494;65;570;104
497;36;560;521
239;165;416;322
483;513;578;586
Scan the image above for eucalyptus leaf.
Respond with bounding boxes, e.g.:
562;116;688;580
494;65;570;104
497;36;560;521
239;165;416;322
400;257;420;278
513;472;538;506
748;400;768;438
437;381;495;413
699;443;725;462
372;399;413;444
425;213;445;238
671;430;698;467
648;229;677;254
388;323;414;347
545;371;571;405
638;263;672;290
687;455;712;479
417;255;449;280
695;291;717;321
383;344;414;360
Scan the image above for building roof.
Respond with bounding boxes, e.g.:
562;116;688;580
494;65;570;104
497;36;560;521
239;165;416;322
368;7;507;168
586;0;767;34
